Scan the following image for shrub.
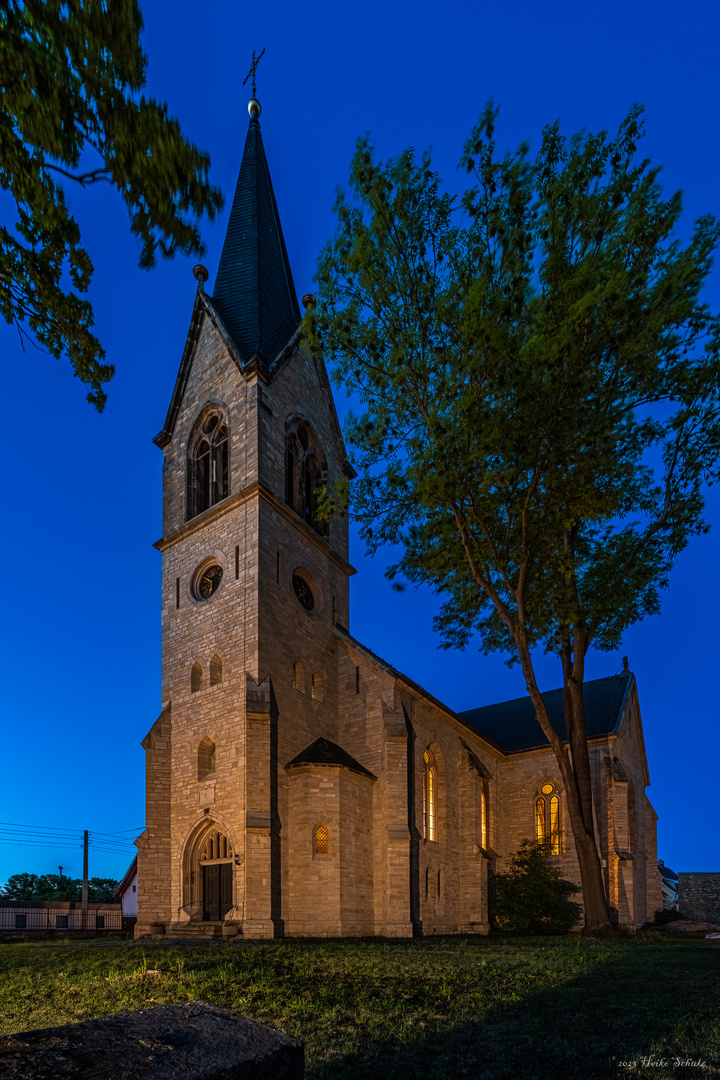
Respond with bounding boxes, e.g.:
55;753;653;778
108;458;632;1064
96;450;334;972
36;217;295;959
491;838;582;934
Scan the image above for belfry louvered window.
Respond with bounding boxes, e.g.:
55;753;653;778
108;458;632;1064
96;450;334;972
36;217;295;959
284;421;328;536
188;410;229;520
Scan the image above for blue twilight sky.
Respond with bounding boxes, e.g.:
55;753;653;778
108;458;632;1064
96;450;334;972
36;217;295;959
1;0;719;885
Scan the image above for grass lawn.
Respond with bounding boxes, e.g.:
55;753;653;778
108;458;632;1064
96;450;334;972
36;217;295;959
0;934;718;1079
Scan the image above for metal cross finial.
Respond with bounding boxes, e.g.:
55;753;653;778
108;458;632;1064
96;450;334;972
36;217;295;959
243;47;266;99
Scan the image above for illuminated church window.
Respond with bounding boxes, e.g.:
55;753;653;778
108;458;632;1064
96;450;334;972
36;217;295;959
315;825;328;855
535;782;561;854
480;784;488;850
423;749;437;841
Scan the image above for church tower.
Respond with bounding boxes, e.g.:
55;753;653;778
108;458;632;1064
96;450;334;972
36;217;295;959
135;95;358;938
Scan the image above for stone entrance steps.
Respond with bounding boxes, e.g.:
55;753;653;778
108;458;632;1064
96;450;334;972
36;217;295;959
166;922;226;940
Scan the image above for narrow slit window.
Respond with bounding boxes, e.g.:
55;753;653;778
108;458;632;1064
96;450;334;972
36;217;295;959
423;750;437;842
549;795;560;855
355;666;360;695
535;797;546;844
480;785;488;850
191;662;203;693
176;577;180;610
210;655;223;686
235;546;239;579
292;661;305;694
311;673;323;702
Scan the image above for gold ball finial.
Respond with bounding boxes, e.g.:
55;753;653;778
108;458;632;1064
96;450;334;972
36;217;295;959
248;98;262;120
193;264;209;284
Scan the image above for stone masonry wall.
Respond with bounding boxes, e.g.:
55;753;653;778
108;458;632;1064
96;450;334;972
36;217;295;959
677;873;720;924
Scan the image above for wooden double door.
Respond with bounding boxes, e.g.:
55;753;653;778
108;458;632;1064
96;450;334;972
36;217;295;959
202;862;233;921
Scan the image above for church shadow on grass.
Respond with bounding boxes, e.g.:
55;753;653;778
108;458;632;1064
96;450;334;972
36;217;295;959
302;940;720;1080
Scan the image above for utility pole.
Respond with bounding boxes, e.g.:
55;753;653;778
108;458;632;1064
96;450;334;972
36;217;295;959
82;830;89;927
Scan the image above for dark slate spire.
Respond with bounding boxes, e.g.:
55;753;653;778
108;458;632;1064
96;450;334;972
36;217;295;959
212;102;301;366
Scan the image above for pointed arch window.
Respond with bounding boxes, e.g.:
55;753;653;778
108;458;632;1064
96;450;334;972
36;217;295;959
187;409;229;520
480;783;488;851
199;826;231;863
423;749;437;842
311;672;323;702
535;782;561;854
191;662;203;693
210;655;223;686
292;661;305;693
198;737;216;781
284;421;328;536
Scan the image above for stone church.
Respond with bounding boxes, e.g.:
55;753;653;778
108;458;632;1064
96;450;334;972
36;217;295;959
135;98;662;939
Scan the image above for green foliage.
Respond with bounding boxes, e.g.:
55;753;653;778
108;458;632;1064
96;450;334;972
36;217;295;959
491;839;582;934
0;0;223;408
308;106;720;928
309;104;720;665
0;872;118;902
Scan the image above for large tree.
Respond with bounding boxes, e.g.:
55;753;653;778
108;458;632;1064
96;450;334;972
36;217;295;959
0;0;223;409
307;105;720;932
0;872;118;902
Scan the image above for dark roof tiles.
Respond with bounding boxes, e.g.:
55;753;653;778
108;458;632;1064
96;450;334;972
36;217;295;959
458;673;633;753
212;116;301;366
285;737;376;779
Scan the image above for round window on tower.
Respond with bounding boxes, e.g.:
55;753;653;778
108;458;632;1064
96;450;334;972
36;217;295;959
193;560;225;601
292;574;314;611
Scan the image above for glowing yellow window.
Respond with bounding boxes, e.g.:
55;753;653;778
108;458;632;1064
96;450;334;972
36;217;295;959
536;783;561;852
423;750;437;841
535;797;546;843
549;795;560;854
480;785;488;850
315;826;328;855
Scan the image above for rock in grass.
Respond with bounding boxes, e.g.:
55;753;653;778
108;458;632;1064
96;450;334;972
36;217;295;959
0;1000;304;1079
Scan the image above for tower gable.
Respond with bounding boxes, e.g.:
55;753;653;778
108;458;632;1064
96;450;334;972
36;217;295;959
155;292;254;540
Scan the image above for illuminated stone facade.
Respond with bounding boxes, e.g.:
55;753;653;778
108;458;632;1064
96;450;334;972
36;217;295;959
134;111;661;939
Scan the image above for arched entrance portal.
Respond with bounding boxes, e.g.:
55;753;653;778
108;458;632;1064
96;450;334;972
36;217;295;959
182;820;235;922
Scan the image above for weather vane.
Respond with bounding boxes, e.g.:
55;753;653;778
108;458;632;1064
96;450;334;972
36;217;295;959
243;47;266;99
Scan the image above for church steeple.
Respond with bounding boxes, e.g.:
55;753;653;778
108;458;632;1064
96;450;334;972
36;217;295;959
212;99;301;367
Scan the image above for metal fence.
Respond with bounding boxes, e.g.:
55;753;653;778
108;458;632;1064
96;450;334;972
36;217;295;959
0;908;124;932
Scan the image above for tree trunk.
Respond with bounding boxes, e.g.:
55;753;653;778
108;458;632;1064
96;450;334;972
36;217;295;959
517;633;613;934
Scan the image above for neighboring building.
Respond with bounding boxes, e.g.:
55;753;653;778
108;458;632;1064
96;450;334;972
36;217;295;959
134;96;662;939
115;856;138;918
677;873;720;924
658;860;679;911
0;900;122;934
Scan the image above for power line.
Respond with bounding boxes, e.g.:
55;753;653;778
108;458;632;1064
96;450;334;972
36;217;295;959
0;838;83;846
